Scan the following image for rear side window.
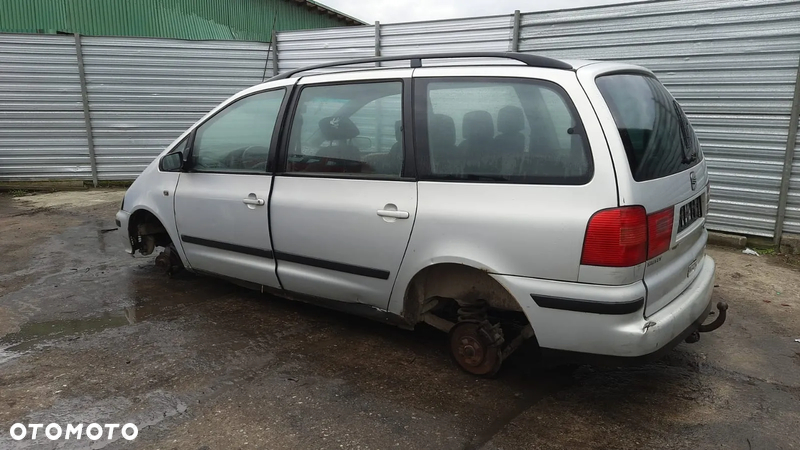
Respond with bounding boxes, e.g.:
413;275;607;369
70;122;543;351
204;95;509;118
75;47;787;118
596;74;702;182
416;78;592;184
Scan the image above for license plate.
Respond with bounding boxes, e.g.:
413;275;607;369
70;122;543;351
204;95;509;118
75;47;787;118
687;258;698;278
678;196;703;233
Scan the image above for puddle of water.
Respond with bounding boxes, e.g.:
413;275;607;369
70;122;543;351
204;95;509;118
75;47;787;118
0;294;209;355
0;348;22;364
1;316;131;352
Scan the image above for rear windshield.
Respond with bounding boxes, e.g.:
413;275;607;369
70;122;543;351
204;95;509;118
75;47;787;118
596;74;701;182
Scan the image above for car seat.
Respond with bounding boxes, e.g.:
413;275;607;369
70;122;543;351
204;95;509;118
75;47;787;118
316;116;361;161
429;114;460;173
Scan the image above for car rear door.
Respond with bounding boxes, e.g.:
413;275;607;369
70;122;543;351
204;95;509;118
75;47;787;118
269;70;416;309
173;85;291;288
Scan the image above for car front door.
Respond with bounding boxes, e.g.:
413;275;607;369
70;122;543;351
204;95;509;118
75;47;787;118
270;73;416;309
174;86;289;288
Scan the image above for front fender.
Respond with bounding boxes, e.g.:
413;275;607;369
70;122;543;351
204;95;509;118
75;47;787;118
122;169;188;268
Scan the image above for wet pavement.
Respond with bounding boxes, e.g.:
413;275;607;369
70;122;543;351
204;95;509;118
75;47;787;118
0;189;799;450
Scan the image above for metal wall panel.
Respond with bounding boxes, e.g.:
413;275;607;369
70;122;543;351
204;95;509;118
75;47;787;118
520;0;800;237
276;26;376;74
379;15;514;67
81;37;272;180
0;34;90;180
784;130;800;234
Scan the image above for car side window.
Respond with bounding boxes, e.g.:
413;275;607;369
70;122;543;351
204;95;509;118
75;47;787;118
190;89;285;173
285;81;404;177
420;79;591;184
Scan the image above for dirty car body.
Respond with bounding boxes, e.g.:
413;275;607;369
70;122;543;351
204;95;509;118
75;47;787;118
116;52;726;376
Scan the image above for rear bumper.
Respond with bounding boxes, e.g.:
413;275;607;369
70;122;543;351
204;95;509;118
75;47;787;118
115;209;133;254
491;255;717;359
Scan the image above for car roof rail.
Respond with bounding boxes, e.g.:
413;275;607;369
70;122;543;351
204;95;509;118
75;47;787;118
269;52;573;80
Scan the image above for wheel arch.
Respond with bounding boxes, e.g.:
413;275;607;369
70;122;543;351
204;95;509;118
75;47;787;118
127;206;180;256
401;262;523;325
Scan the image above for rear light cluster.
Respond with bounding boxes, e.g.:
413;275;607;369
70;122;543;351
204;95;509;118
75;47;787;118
581;206;674;267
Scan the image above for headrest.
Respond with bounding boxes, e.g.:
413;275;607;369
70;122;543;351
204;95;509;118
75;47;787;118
462;110;494;141
497;106;524;134
395;120;403;141
319;116;359;141
429;114;456;147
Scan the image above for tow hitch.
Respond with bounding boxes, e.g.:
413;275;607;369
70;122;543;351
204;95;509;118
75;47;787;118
686;301;728;343
698;301;728;333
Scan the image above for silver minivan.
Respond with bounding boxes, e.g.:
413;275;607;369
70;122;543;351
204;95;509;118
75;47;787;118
116;53;727;376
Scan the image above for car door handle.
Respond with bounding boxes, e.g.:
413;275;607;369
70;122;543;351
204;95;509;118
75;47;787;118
377;209;409;219
242;197;265;206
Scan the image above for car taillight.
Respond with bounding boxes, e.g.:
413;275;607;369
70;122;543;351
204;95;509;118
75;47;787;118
581;206;647;267
647;208;674;259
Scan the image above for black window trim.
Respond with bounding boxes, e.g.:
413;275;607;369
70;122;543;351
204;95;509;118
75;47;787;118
180;86;291;176
275;77;416;182
413;76;595;186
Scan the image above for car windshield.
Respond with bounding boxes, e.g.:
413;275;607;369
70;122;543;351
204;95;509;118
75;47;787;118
596;73;702;182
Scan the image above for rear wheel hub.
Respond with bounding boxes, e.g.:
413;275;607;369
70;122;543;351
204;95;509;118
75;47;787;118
449;322;501;376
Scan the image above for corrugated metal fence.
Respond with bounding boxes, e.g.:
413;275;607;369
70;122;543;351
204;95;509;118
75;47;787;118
277;26;375;73
0;34;272;182
81;37;271;179
1;0;799;241
0;34;91;180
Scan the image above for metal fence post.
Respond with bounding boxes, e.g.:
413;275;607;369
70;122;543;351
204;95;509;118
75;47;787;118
272;30;280;76
74;34;99;187
375;21;381;67
773;54;800;245
511;10;521;52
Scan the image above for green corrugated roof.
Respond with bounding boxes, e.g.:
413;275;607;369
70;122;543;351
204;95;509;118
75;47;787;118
0;0;363;42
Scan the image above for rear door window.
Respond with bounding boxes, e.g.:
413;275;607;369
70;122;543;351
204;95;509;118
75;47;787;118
285;81;404;177
416;78;592;184
596;74;702;182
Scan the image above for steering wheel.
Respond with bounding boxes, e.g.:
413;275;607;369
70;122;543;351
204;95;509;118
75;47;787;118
194;155;225;169
241;145;270;171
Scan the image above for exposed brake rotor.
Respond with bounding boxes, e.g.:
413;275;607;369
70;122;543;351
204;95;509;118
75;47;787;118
154;243;183;275
449;321;502;377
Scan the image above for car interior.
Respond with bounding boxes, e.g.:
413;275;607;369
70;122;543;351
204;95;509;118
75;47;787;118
425;83;590;181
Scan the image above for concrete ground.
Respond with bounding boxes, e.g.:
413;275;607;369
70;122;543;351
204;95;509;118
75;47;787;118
0;189;799;450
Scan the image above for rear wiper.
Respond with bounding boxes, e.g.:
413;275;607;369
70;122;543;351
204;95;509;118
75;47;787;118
673;100;697;164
